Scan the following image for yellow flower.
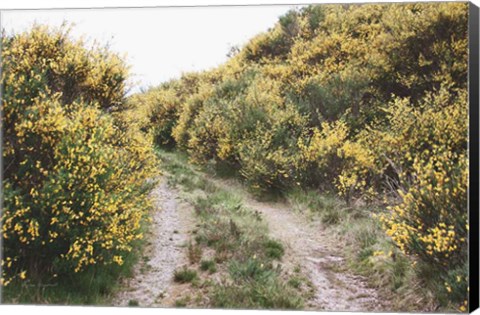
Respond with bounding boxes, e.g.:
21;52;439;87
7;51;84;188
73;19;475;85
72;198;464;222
19;271;27;280
113;255;124;266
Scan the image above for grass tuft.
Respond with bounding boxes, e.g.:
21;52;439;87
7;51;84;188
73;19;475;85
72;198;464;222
174;267;198;283
200;260;217;274
264;239;285;260
128;299;139;307
187;241;203;264
175;296;190;307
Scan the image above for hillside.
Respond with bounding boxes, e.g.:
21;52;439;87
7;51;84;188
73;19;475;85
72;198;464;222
125;2;469;311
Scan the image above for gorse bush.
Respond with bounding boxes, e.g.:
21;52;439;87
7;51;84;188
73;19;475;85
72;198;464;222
129;3;469;310
1;26;156;289
377;87;468;308
127;83;181;148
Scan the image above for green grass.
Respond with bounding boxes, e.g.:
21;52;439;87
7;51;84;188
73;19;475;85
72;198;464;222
211;274;303;309
287;276;302;289
2;251;139;305
287;189;346;224
175;296;190;307
200;260;217;274
174;267;198;283
156;149;217;193
204;159;240;179
187;241;203;264
263;239;285;260
128;299;139;306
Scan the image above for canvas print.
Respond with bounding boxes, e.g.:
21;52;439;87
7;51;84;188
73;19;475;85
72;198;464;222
0;1;477;313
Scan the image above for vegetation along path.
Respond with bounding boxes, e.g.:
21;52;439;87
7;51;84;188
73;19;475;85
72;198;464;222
244;195;386;311
113;153;389;310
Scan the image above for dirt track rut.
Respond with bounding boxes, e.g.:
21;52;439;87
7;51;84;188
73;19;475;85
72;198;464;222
112;180;193;307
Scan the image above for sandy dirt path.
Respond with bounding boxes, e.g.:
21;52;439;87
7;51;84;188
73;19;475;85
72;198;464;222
111;179;194;307
203;175;390;311
244;196;388;312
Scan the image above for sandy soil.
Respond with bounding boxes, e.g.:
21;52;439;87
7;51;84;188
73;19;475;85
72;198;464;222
245;196;388;312
111;180;194;307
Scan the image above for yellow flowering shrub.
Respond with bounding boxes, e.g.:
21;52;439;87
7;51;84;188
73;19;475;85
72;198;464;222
127;84;182;147
297;121;378;203
176;70;308;193
172;80;215;150
372;86;468;307
381;149;467;258
336;140;377;204
297;121;347;190
236;102;307;193
380;148;468;307
1;26;156;287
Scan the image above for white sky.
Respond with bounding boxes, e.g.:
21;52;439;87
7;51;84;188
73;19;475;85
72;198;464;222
1;5;299;93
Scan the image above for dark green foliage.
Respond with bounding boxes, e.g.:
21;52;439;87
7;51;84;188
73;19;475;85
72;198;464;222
264;240;285;260
200;260;217;274
174;268;198;283
128;299;139;306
